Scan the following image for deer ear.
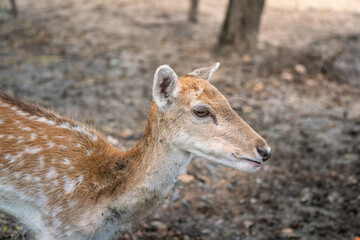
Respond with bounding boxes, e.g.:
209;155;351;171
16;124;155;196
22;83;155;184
188;62;220;81
153;65;178;111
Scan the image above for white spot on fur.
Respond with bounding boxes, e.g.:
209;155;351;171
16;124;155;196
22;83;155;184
0;119;3;124
58;122;97;141
64;177;76;194
29;133;37;141
7;135;14;140
87;150;92;156
53;179;59;186
46;167;58;179
16;110;29;116
54;219;62;228
11;107;17;111
25;146;43;154
23;126;32;131
73;125;87;135
37;117;55;126
0;134;4;138
68;201;76;207
46;142;55;148
51;206;63;217
77;175;83;185
76;143;81;148
4;153;11;160
28;115;36;120
10;152;23;163
59;145;68;149
58;122;71;130
33;176;41;182
39;156;44;168
13;172;21;179
23;174;32;181
17;136;24;144
63;158;71;165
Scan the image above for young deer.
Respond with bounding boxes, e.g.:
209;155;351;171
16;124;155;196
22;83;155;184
0;63;271;240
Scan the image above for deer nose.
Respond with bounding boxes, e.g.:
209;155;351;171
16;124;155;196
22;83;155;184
256;147;271;161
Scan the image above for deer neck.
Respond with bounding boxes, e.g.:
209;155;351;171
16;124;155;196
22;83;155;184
106;105;192;223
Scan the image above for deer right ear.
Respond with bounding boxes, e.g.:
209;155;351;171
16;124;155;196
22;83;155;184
188;62;220;81
153;65;178;111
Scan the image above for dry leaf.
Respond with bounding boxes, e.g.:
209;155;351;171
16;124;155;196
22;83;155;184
178;173;195;184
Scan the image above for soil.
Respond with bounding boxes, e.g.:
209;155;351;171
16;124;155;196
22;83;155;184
0;0;359;239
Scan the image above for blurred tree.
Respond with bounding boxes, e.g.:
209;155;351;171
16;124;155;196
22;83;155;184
217;0;264;54
9;0;17;17
188;0;199;23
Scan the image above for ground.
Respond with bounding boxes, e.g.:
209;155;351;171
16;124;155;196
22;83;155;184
0;0;359;239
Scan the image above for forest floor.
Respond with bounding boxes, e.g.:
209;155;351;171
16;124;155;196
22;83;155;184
0;0;359;239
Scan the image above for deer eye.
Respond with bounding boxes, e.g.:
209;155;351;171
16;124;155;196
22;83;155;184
193;107;210;118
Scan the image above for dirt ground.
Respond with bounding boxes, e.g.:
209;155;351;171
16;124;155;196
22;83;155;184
0;0;359;239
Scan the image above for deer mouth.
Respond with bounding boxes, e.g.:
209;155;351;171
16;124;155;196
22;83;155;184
231;153;261;166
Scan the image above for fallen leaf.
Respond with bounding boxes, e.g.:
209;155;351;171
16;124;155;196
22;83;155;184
178;173;195;184
282;228;294;237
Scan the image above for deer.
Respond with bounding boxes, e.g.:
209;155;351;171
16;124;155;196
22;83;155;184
0;63;271;240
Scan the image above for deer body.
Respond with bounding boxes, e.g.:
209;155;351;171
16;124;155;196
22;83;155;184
0;63;271;240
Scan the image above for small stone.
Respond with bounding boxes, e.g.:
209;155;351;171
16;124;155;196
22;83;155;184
282;228;294;237
151;221;168;238
151;221;167;231
327;191;340;203
305;78;316;86
243;220;254;229
110;58;119;66
294;64;307;74
201;229;211;234
254;82;264;92
300;191;312;203
242;106;253;113
120;129;133;138
281;70;293;81
241;54;251;63
348;175;358;185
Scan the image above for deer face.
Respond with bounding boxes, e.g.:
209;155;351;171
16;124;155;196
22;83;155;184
153;63;271;173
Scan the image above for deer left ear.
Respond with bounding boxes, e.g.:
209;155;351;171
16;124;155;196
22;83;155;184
153;65;178;111
188;62;220;81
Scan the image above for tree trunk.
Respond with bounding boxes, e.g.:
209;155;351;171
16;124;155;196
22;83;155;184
9;0;17;17
188;0;199;23
217;0;264;54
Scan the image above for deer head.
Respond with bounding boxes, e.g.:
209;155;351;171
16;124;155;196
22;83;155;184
152;63;271;173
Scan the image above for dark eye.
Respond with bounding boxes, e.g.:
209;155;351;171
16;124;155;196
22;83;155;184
193;108;209;117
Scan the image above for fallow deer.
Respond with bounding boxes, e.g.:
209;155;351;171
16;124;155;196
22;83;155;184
0;63;271;240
